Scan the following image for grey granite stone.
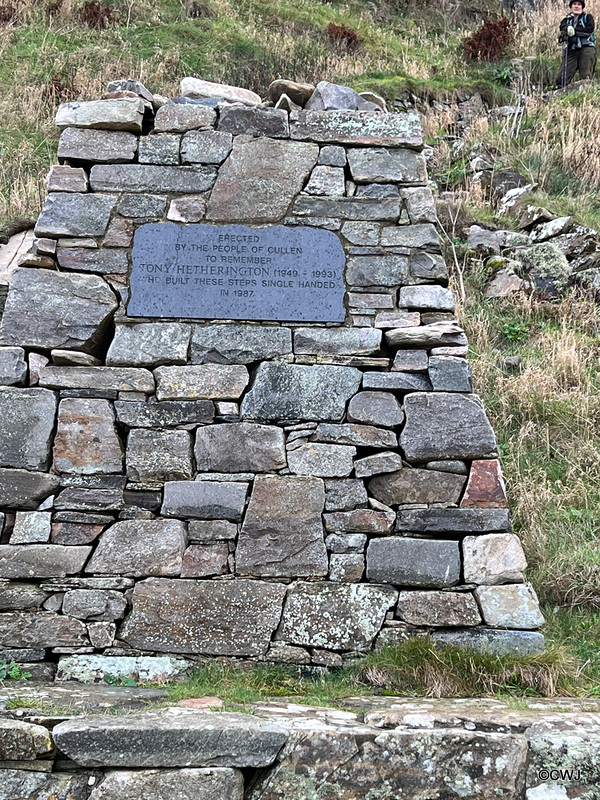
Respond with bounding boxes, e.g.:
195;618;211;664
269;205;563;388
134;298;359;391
288;443;355;477
0;469;60;509
0;583;48;610
356;183;400;199
86;767;244;800
368;467;466;506
46;164;88;192
126;429;193;482
154;103;216;132
341;221;380;245
86;520;186;577
39;367;155;393
385;321;467;350
11;511;51;544
181;130;233;164
62;589;127;621
318;145;346;166
162;480;248;520
35;193;116;237
381;223;441;249
0;388;57;471
304;166;346;196
430;628;545;656
91;165;216;193
474;584;544;629
188;520;237;542
311;423;396;448
346;254;408;286
429;356;474;392
347;391;404;427
55;97;144;131
58;127;138;162
396;590;482;626
115;400;214;427
325;532;367;553
463;533;527;585
410;251;448;281
195;423;286;472
0;545;92;579
0;718;53;760
117;194;167;218
191;325;292;364
138;134;181;165
155;365;249;401
347;148;427;184
324;479;368;511
354;451;404;478
107;323;191;367
180;77;261;105
401;186;437;223
167;195;206;222
0;770;91;799
305;81;366;112
0;611;88;648
0;347;27;385
218;106;289;137
56;248;129;274
362;371;432;392
53;398;123;475
366;537;461;587
181;543;229;577
290;110;424;147
293;327;381;355
399;285;455;311
395;508;511;533
293;195;399;221
329;553;365;582
392;349;429;372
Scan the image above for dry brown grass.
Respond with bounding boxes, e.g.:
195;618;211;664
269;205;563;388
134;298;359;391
512;0;566;61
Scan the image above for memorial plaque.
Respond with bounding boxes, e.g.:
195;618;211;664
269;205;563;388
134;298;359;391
128;223;346;322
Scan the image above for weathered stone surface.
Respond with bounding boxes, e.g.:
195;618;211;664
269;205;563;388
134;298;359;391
356;183;399;199
0;769;91;800
431;628;545;656
347;148;426;184
191;325;292;364
84;621;118;648
115;400;214;427
354;451;403;478
0;544;91;579
402;186;437;223
162;481;248;520
399;285;455;312
463;533;527;585
290;110;424;147
181;130;233;164
56;97;144;131
278;582;395;649
369;467;466;506
341;221;379;245
87;520;186;577
138;134;181;165
54;486;123;514
167;195;206;222
381;223;441;249
181;543;229;577
188;520;237;542
325;533;367;553
329;553;365;582
462;459;508;508
90;165;216;193
410;252;448;283
318;145;346;166
395;507;511;533
241;363;361;422
0;347;27;385
181;77;262;105
46;164;88;192
324;508;395;533
56;655;189;685
526;720;600;798
292;195;400;220
0;269;118;352
293;327;381;356
324;479;368;511
0;718;53;760
117;194;167;218
0;611;88;647
155;365;249;401
348;292;394;310
51;521;105;545
127;429;192;482
347;391;403;427
396;590;482;626
206;138;318;222
58;127;137;162
56;247;128;275
40;366;155;393
362;371;432;391
35;192;116;237
62;589;127;620
288;443;355;478
237;476;327;578
121;578;286;657
367;538;460;587
0;387;56;471
11;511;51;544
346;254;408;286
305;165;346;196
53;398;122;475
195;423;286;472
400;392;497;461
311;423;396;448
0;469;60;509
429;355;473;392
87;767;244;800
107;323;191;367
475;584;544;629
0;583;48;610
386;321;467;350
154;103;216;132
219;106;289;137
305;81;369;111
51;350;101;367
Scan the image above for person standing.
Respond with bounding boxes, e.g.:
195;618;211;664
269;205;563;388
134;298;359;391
558;0;596;86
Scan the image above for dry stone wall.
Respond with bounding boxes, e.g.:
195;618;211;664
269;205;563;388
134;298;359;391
0;78;544;679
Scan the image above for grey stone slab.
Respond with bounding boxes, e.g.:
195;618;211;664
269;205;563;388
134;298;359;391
430;628;545;656
329;553;365;582
62;589;127;621
347;391;403;427
399;285;455;311
305;81;365;112
56;247;129;274
292;196;400;221
362;371;432;392
191;325;292;364
11;511;51;544
167;195;206;222
347;148;426;184
402;186;437;224
52;350;101;367
311;423;396;448
318;145;346;166
181;542;229;577
0;347;27;386
127;429;193;482
181;129;233;164
35;192;116;237
0;469;60;509
154;103;216;132
369;468;466;506
127;223;345;323
0;611;88;648
46;164;88;192
385;321;468;350
293;327;381;355
162;480;248;520
195;423;286;472
429;355;473;392
324;479;368;511
0;583;48;610
53;397;122;476
107;323;191;367
356;183;400;199
392;349;429;372
381;223;441;249
241;363;361;422
304;166;345;196
86;519;186;577
474;584;544;629
188;519;237;542
138;134;180;165
117;194;167;218
115;399;214;427
396;590;482;626
288;443;355;477
325;532;367;553
346;254;408;286
56;654;187;683
55;97;144;131
87;767;244;800
341;221;380;246
154;365;248;401
395;508;511;533
463;533;527;585
236;475;327;578
121;577;286;657
400;392;497;461
218;106;289;137
323;508;395;534
354;451;403;478
90;165;216;193
0;388;57;471
54;486;124;512
367;537;461;587
180;77;261;105
410;251;448;281
0;545;91;579
278;581;396;649
58;127;138;162
290;110;424;147
347;291;394;310
0;769;91;799
39;366;155;393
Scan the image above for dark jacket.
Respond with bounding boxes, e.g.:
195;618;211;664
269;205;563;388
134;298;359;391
560;12;596;45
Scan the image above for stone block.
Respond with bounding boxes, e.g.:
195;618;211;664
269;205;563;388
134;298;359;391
293;327;381;355
236;476;327;578
291;196;400;221
62;589;127;620
278;581;396;649
0;611;88;648
368;467;466;506
126;429;193;482
463;533;526;585
167;195;206;222
0;388;57;471
0;770;92;798
366;537;460;587
304;165;345;196
218;106;289;137
396;590;482;626
138;134;181;165
55;97;144;131
474;584;544;629
347;147;427;184
329;553;364;582
195;423;286;472
35;192;116;237
400;392;497;461
381;223;441;249
56;654;188;684
461;459;507;508
115;400;214;427
0;347;27;385
324;508;395;533
347;391;404;427
341;221;380;245
181;543;229;577
0;718;53;760
162;481;248;520
374;311;420;330
87;767;244;800
11;512;51;544
117;194;167;218
53;398;123;475
354;451;404;478
40;366;155;393
191;325;292;364
395;507;511;533
290;109;424;147
431;628;545;656
181;77;262;105
429;355;473;392
86;519;186;577
181;130;233;164
401;186;437;223
0;583;48;610
356;183;400;199
90;164;216;193
325;533;367;553
362;371;432;392
410;251;448;281
324;479;368;511
52;350;101;367
107;323;191;367
399;285;455;311
0;268;118;351
188;520;237;542
58;127;138;162
346;254;408;286
318;145;346;166
87;622;117;648
51;521;105;545
241;363;361;422
311;423;396;448
56;247;129;275
121;577;286;657
46;164;88;192
348;292;394;310
386;322;467;351
0;469;60;509
155;365;249;401
154;103;216;132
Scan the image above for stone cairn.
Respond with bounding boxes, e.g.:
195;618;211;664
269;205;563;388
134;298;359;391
0;77;544;684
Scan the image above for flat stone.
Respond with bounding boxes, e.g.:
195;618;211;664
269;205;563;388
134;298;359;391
367;538;460;587
369;468;466;506
317;145;346;166
391;349;429;372
36;193;115;240
475;584;544;629
107;323;191;367
56;654;189;685
218;106;289;137
121;577;286;657
292;195;400;221
324;479;368;511
462;459;507;508
0;611;88;647
305;81;366;111
324;508;395;533
386;321;466;351
399;285;455;311
0;388;56;471
117;194;167;218
191;325;291;364
237;476;327;578
463;533;527;585
53;398;122;475
127;429;192;482
115;400;214;427
278;581;395;649
167;195;206;222
354;452;404;478
0;544;91;579
55;98;144;131
311;423;396;448
138;134;180;165
162;480;248;520
0;583;48;610
341;221;380;245
347;391;403;427
181;77;262;106
155;365;248;401
347;148;426;184
429;355;473;392
195;423;286;472
0;770;91;799
56;247;128;274
293;327;381;355
396;590;482;626
40;367;155;393
356;184;399;199
87;767;244;800
188;520;237;542
410;252;448;281
381;223;441;249
328;553;364;582
325;533;367;553
431;628;545;656
290;110;424;147
51;521;105;545
0;717;53;761
11;511;51;544
62;589;127;620
0;347;27;386
400;392;497;461
402;186;437;223
426;459;468;474
348;292;393;310
58;127;137;162
395;508;511;533
241;363;361;422
90;165;216;193
288;443;355;478
87;519;186;577
346;254;408;286
154;103;216;133
304;165;345;196
180;543;229;578
207;138;318;222
46;164;88;192
51;350;101;367
0;469;60;509
181;130;233;164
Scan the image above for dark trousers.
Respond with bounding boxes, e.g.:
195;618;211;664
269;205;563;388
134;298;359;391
559;45;597;86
